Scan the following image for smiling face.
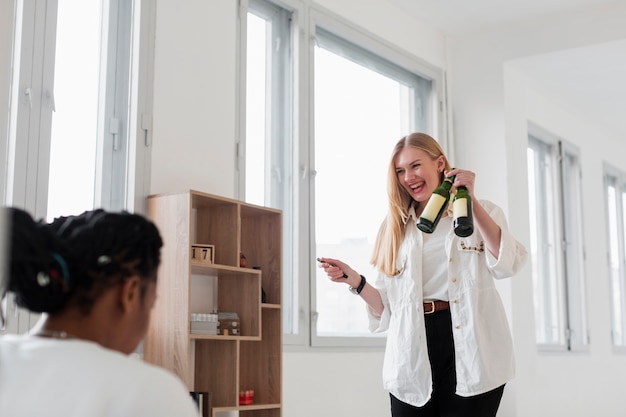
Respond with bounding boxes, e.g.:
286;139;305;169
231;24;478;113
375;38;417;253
394;146;446;204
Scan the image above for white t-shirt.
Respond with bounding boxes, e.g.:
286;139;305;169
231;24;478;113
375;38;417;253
421;216;451;301
0;335;199;417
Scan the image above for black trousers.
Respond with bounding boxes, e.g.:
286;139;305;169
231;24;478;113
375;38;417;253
389;309;505;417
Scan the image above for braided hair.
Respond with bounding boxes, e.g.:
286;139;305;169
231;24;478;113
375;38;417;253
3;207;163;318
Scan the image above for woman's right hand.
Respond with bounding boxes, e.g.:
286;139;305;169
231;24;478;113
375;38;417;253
317;257;361;288
318;257;385;315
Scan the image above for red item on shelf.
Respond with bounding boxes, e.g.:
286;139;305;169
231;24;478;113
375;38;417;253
239;390;254;405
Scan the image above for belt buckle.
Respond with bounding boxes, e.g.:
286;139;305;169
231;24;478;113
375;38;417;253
424;300;436;314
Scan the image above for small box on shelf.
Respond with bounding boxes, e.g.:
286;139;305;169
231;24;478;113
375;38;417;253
191;244;215;264
190;313;218;335
218;312;240;336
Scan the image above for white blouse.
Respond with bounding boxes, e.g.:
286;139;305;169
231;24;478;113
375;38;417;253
367;200;528;407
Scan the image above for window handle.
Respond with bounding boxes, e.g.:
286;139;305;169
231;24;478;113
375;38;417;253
142;114;152;147
273;166;282;183
46;90;55;112
109;117;120;150
300;165;317;181
24;87;32;109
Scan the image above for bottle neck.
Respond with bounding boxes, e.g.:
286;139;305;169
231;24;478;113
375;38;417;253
441;176;454;190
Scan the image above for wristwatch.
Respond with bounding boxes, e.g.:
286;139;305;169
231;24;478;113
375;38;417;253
349;275;367;295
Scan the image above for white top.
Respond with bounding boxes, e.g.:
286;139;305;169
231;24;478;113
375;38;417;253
421;215;451;301
0;335;199;417
367;200;528;407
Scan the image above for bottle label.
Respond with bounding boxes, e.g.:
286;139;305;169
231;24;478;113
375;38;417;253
453;198;468;217
421;194;447;221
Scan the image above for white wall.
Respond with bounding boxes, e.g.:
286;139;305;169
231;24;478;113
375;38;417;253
447;2;626;416
150;1;445;416
505;67;626;416
151;0;239;197
149;0;448;199
0;15;444;414
150;0;626;416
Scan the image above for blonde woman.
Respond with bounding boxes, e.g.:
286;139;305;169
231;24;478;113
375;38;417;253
318;132;527;417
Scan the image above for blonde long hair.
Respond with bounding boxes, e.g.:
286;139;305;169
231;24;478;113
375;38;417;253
370;133;451;276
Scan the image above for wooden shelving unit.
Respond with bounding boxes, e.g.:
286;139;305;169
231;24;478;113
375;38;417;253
144;190;282;417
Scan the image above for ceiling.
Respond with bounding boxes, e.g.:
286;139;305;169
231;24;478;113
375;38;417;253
385;0;626;136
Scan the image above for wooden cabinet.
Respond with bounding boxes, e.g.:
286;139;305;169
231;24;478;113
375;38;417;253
144;190;282;417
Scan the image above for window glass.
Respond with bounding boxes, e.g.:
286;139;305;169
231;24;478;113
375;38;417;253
621;184;626;345
527;136;564;346
243;2;440;346
605;169;626;347
47;0;100;220
245;0;295;336
527;132;588;350
245;12;266;207
313;29;434;341
561;148;588;349
4;0;150;335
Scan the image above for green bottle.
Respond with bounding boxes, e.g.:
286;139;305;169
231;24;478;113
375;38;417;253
453;186;474;237
417;174;454;234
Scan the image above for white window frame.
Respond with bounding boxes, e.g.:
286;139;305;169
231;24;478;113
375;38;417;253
238;0;304;345
527;125;589;352
239;1;446;348
1;0;155;334
0;0;16;204
6;0;58;218
3;0;154;216
604;163;626;352
309;19;444;348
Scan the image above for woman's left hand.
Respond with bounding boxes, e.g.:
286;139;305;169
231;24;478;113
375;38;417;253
445;168;476;199
447;167;503;257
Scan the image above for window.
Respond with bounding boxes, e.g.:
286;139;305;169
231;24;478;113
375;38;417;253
242;2;444;347
243;0;296;337
2;0;154;334
604;164;626;349
311;27;439;345
4;0;151;219
527;129;588;350
48;0;107;219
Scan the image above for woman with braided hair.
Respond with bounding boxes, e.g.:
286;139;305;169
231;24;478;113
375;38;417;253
0;208;199;417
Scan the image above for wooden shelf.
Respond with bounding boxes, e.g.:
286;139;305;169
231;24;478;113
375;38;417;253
190;334;262;341
212;404;282;417
143;190;282;417
212;404;282;412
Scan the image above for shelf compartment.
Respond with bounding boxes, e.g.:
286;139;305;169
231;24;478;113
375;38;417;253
190;264;261;338
240;205;282;305
239;308;282;406
192;192;239;267
195;339;239;408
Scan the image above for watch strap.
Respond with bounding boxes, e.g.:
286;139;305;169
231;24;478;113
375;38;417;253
349;275;366;295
